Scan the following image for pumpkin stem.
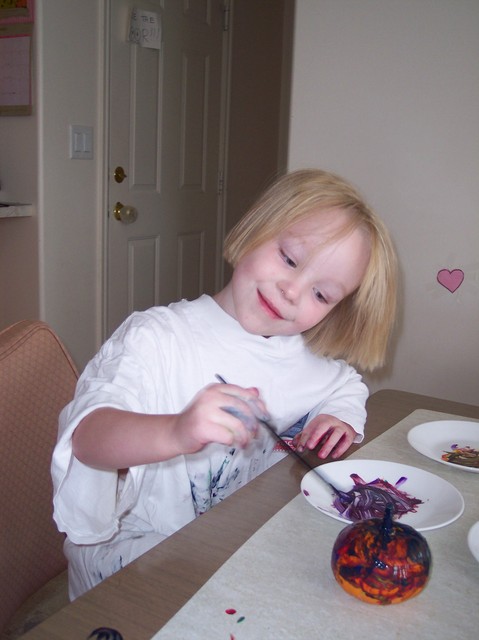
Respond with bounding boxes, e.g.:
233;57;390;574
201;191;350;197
380;503;394;547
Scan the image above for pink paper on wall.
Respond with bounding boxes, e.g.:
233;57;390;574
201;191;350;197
0;1;33;115
0;0;34;25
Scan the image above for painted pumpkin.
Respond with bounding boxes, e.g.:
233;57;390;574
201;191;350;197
331;506;432;604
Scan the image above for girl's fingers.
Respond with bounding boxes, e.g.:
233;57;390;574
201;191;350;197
293;427;335;453
210;403;257;447
215;381;270;422
316;432;341;459
328;436;351;459
220;406;258;434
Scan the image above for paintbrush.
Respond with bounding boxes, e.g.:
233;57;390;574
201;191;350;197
214;374;348;500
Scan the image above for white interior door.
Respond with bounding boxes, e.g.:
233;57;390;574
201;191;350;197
106;0;228;337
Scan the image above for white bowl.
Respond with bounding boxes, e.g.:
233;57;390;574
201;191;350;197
407;420;479;473
468;522;479;562
301;459;464;531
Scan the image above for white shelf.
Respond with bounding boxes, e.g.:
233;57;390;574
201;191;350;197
0;203;33;218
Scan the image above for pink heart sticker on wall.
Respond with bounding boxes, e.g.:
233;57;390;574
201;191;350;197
437;268;464;293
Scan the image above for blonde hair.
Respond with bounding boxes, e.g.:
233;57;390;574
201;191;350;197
223;169;397;371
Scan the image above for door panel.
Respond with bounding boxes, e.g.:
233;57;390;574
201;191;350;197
128;236;161;311
131;47;160;186
180;50;209;188
107;0;226;337
178;231;205;299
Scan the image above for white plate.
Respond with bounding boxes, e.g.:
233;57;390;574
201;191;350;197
467;522;479;562
407;420;479;473
301;459;464;531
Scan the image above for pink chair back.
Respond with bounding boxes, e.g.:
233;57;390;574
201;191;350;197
0;321;78;634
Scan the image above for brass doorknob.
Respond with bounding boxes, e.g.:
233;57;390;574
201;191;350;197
113;202;138;224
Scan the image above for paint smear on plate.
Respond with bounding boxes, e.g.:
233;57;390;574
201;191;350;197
442;444;479;468
333;474;423;521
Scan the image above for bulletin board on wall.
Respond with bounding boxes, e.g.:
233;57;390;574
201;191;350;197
0;0;34;116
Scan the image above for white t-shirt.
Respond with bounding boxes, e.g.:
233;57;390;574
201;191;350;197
52;295;368;556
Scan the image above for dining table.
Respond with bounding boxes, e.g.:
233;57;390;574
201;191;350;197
23;389;479;640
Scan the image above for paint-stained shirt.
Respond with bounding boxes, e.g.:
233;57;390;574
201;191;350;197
52;295;368;547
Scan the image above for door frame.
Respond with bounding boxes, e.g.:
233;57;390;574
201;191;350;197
98;0;111;347
97;0;232;344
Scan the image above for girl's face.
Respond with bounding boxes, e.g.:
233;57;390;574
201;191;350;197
216;209;371;337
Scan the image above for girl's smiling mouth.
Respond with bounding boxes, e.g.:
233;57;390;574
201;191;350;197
257;291;284;320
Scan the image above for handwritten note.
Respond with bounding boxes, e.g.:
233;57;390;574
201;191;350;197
128;8;161;50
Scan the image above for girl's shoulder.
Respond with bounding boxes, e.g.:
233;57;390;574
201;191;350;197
114;295;210;336
102;296;215;362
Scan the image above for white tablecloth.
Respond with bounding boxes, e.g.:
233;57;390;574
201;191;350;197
152;409;479;640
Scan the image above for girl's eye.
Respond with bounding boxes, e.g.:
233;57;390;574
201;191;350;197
314;288;328;303
280;250;296;268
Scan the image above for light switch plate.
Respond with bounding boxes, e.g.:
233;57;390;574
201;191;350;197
70;125;93;159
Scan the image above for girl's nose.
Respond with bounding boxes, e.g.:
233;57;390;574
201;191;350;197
278;280;299;303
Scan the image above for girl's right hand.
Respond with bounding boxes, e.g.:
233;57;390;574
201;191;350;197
172;382;268;454
72;383;269;470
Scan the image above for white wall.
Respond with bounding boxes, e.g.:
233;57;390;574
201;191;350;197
36;0;103;368
4;0;478;400
289;0;479;405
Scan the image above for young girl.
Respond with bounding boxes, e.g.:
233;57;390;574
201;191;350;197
51;169;397;599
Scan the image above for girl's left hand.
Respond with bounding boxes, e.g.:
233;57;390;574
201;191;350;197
292;414;357;460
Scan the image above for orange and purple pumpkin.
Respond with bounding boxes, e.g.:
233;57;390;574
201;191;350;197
331;506;432;605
